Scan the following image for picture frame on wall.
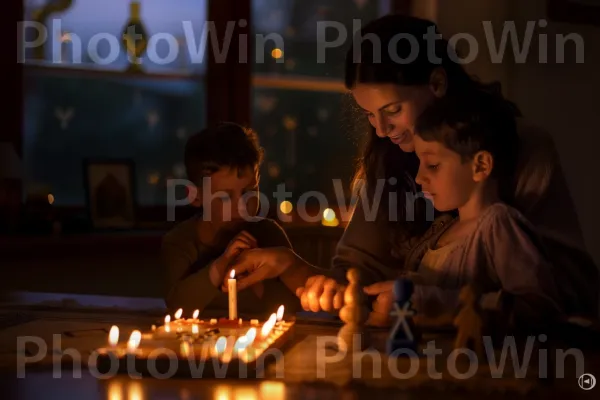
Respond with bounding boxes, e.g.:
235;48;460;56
83;159;136;229
548;0;600;26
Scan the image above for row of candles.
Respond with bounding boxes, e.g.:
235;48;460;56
104;305;286;361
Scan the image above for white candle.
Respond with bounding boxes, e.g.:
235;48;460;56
228;270;237;320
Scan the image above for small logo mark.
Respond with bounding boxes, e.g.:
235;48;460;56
578;373;596;390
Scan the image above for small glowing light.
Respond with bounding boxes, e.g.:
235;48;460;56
230;270;235;279
128;381;143;400
261;313;277;337
192;309;199;319
245;327;257;345
279;201;293;215
323;208;336;222
271;48;283;59
276;305;284;321
210;318;217;325
192;324;199;335
127;330;141;352
108;325;119;346
322;208;339;227
174;308;183;319
233;336;249;352
47;194;55;204
164;315;171;324
180;341;191;357
107;381;122;400
215;336;227;353
214;385;231;400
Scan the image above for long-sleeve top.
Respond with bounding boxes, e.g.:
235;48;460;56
332;119;598;316
161;216;302;318
406;203;566;322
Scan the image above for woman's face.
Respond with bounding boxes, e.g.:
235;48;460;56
352;83;438;152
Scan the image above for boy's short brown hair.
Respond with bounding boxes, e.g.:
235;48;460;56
184;122;264;185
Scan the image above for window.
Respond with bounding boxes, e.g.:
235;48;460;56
251;0;391;208
22;0;207;206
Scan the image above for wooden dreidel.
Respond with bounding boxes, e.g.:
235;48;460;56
453;284;484;359
337;268;369;352
386;278;420;356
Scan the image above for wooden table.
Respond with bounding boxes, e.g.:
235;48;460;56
0;307;598;400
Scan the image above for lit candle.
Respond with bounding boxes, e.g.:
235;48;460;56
228;270;237;320
192;309;199;320
276;305;284;325
260;313;276;338
174;308;183;320
108;325;119;348
127;330;141;354
164;315;171;333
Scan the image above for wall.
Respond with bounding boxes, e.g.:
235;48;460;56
507;0;600;267
413;0;600;268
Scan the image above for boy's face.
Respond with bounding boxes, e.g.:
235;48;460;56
414;135;477;212
193;165;260;228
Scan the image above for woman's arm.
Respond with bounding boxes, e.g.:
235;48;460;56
332;197;402;286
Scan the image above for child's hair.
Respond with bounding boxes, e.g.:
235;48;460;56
415;91;520;203
184;122;264;185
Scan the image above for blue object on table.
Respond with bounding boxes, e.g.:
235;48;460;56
386;278;420;356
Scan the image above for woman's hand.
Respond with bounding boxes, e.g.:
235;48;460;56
222;247;294;291
295;275;345;313
363;280;396;327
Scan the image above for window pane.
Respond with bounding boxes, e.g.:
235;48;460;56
23;0;208;75
253;88;358;205
24;71;205;206
252;0;389;78
251;0;389;207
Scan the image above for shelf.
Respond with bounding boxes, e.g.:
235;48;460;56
23;62;204;82
252;74;347;93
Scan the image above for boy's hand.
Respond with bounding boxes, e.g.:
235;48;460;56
223;231;257;261
209;231;257;288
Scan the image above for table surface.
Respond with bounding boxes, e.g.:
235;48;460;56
1;307;599;400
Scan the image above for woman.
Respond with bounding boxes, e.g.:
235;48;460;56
227;15;596;324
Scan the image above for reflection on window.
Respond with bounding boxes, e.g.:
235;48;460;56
253;88;358;205
252;0;388;78
24;72;205;206
23;0;208;75
251;0;388;205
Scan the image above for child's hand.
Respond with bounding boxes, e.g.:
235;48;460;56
208;231;257;288
223;231;257;261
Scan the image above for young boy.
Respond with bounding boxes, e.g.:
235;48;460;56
161;122;302;317
404;92;597;328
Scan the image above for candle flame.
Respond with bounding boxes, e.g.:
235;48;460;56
108;325;119;346
192;309;199;319
234;335;249;352
276;305;284;321
245;327;257;345
261;313;277;337
164;315;171;324
174;308;183;319
215;336;227;353
127;330;141;352
230;269;235;279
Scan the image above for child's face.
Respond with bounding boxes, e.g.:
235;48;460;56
195;165;260;227
414;135;477;212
